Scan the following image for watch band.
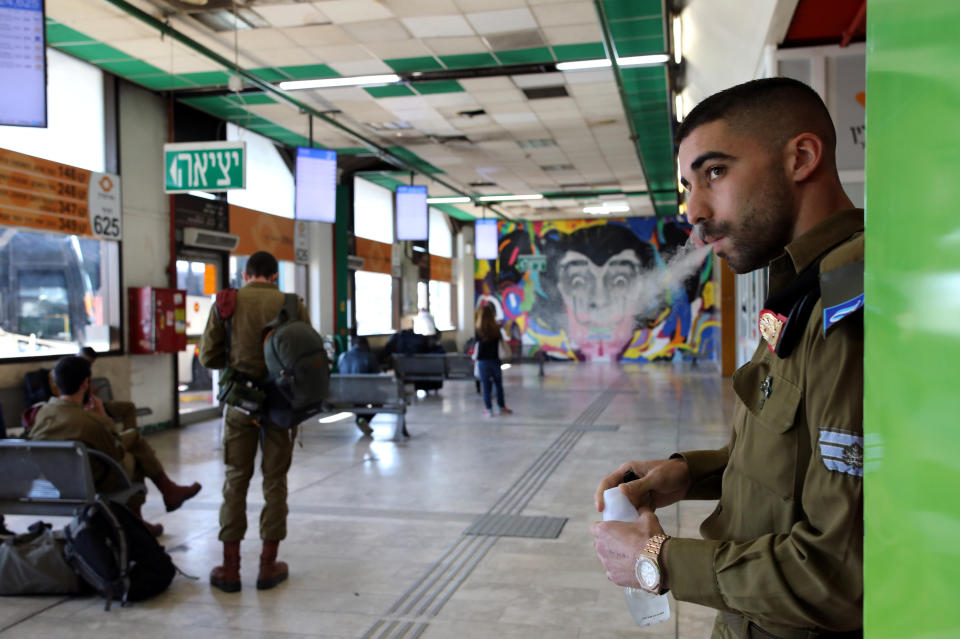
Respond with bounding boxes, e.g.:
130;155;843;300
635;534;670;594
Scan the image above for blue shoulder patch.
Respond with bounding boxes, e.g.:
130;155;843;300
823;293;864;333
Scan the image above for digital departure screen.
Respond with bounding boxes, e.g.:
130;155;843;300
0;0;47;128
475;219;499;260
294;147;337;223
395;185;427;241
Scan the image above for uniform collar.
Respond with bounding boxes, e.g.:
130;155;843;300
768;209;863;289
243;280;279;290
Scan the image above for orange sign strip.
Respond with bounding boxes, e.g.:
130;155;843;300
0;148;95;238
355;237;392;275
228;204;295;262
430;255;452;282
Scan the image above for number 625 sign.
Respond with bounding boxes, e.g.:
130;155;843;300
88;172;122;241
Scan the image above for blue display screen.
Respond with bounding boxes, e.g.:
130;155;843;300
0;0;47;128
395;185;427;241
295;147;337;223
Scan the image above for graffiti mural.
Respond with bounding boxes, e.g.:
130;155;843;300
475;218;719;363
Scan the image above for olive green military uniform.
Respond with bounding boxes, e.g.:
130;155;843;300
665;210;865;639
48;370;138;431
199;281;308;543
29;397;164;508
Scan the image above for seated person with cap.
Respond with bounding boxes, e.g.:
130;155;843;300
29;356;201;536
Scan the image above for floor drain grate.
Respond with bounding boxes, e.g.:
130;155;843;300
464;514;568;539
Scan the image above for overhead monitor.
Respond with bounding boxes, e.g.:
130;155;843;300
475;219;499;260
0;0;47;128
395;185;428;241
294;147;337;223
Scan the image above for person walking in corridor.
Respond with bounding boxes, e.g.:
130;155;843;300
474;304;512;417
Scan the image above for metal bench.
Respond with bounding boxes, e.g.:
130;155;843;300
0;439;145;517
444;354;475;380
324;374;409;440
392;353;447;386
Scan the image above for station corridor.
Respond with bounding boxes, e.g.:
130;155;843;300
0;362;732;638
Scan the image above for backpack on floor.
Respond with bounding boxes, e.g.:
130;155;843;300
0;521;84;595
64;499;175;610
262;293;330;428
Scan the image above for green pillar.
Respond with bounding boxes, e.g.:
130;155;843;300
334;184;349;339
865;3;960;637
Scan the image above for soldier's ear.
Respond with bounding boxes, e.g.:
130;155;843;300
270;273;279;283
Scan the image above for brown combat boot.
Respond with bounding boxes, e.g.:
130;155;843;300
150;472;202;512
130;504;163;537
256;540;288;590
210;541;241;593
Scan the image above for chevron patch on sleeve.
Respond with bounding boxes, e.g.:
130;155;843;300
818;428;864;477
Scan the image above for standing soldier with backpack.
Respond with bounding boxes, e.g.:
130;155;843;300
199;251;311;593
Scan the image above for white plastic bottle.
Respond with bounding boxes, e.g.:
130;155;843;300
602;486;671;627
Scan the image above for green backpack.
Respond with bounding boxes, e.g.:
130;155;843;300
262;294;330;428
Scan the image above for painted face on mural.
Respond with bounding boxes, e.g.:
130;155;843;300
556;249;644;328
679;120;795;274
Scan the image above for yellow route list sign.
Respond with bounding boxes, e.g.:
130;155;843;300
0;147;122;240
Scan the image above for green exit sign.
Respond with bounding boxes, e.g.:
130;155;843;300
516;255;547;272
164;141;246;193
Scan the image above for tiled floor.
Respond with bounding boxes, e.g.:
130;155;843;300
1;362;734;638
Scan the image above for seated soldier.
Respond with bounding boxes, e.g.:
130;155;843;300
45;347;139;431
30;356;201;536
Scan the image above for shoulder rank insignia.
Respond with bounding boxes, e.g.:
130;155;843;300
758;309;788;354
818;428;864;477
820;254;864;335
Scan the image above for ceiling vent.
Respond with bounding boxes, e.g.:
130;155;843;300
522;86;569;100
517;138;556;149
540;164;575;172
365;121;413;131
485;30;545;51
457;109;487;118
469;180;497;188
183;227;239;251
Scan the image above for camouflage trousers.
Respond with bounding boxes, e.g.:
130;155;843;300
218;407;297;542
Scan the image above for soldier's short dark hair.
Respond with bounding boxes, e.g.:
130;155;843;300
54;356;91;396
676;77;836;156
245;251;279;278
78;346;97;362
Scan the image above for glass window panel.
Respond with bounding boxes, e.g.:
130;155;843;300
353;177;393;244
428;208;452;257
0;228;120;358
226;123;295;219
355;270;393;336
428;280;454;331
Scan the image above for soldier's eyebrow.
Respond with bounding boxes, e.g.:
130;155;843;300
689;151;734;171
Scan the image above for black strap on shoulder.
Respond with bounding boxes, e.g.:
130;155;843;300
265;293;299;332
763;258;823;359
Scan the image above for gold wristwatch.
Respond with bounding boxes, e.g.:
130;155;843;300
635;534;670;594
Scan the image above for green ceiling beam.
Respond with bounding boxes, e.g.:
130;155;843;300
594;0;679;217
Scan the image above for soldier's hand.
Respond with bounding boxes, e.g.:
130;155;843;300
595;458;693;513
87;395;108;417
591;511;665;588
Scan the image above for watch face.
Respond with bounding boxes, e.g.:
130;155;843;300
637;557;659;590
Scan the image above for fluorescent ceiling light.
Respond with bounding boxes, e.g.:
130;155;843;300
426;196;471;204
279;74;401;91
188;190;217;200
584;203;630;214
556;54;670;72
318;412;354;424
672;15;683;65
675;93;684;122
477;194;543;202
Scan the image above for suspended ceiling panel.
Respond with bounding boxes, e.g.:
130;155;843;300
43;0;680;220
